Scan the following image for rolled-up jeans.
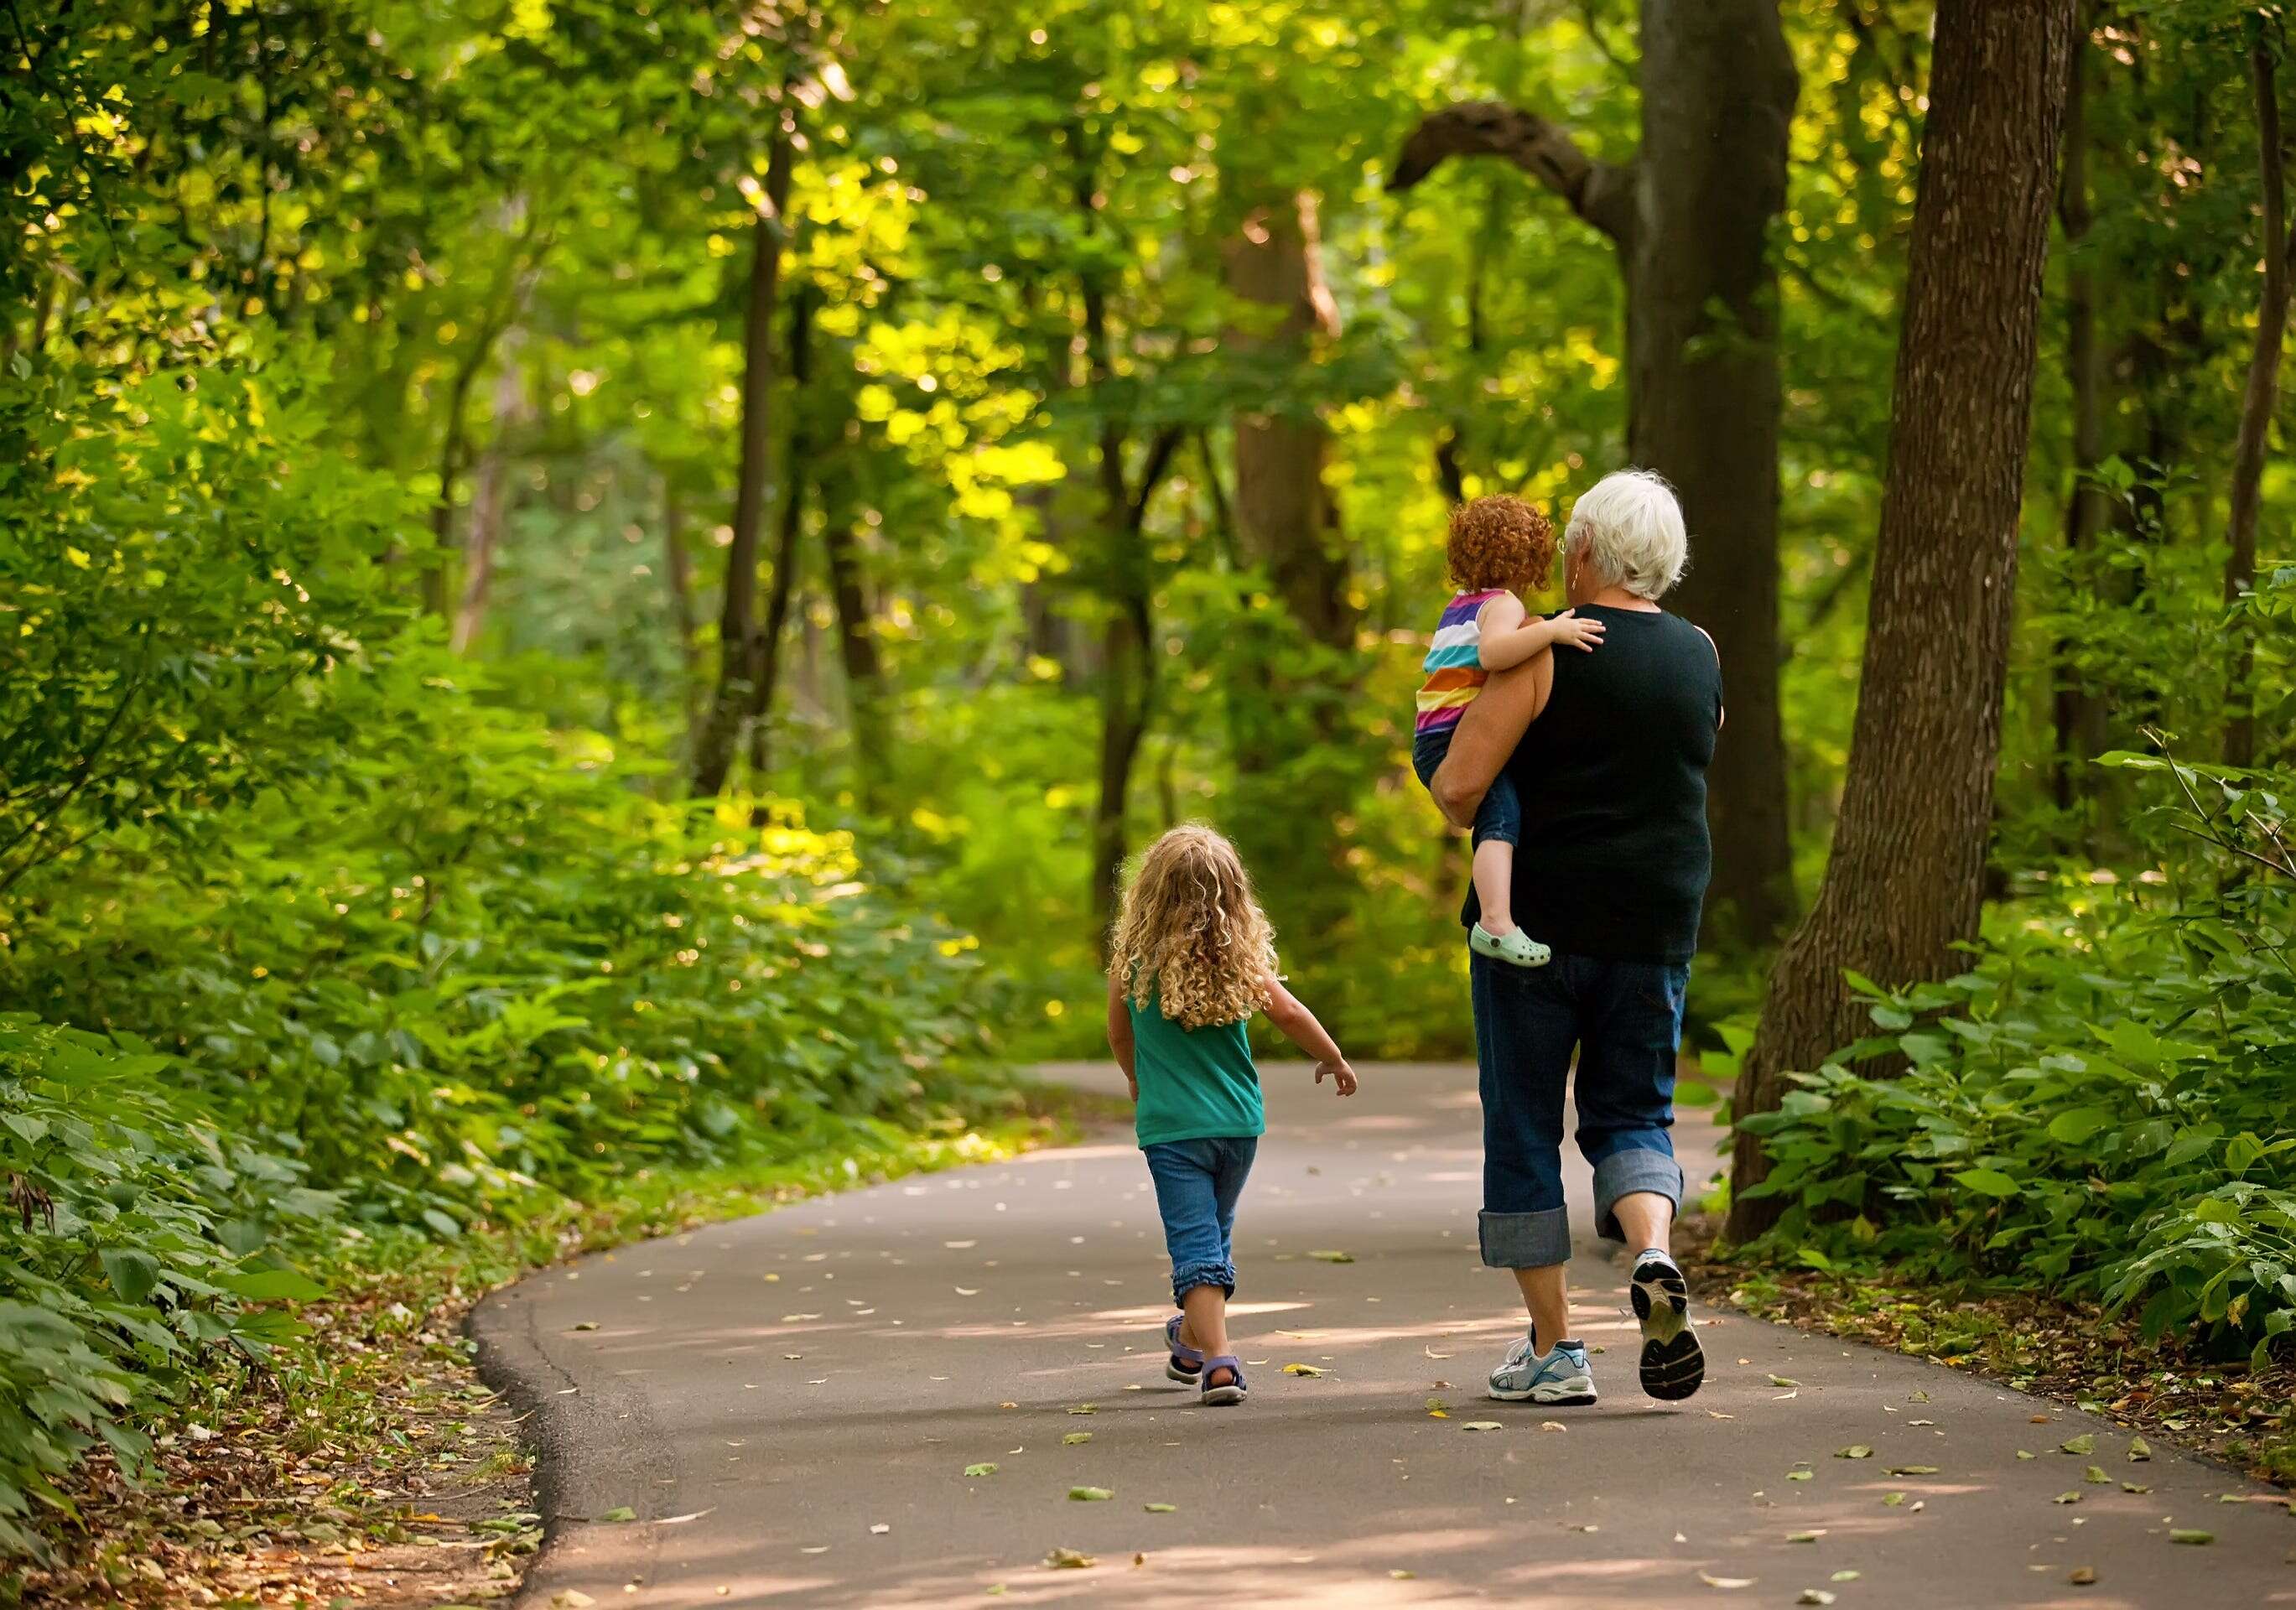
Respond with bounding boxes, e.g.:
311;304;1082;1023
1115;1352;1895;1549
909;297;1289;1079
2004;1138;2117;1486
1142;1135;1259;1306
1471;949;1688;1268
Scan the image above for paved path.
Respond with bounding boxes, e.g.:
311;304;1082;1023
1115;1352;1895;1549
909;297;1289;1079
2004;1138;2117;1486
475;1062;2293;1608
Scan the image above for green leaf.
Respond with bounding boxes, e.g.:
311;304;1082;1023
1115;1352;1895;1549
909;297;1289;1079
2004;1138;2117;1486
1952;1168;2021;1198
964;1463;999;1478
219;1266;327;1303
99;1249;163;1305
599;1506;637;1522
1067;1487;1113;1502
2045;1107;2116;1145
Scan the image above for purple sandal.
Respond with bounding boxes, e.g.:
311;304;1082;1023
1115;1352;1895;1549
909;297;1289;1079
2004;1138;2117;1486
1164;1314;1203;1383
1198;1355;1247;1407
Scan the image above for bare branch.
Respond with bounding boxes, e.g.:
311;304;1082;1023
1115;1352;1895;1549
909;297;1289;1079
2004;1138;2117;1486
1388;101;1637;245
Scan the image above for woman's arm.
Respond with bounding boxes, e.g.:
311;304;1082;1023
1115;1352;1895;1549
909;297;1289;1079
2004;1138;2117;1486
1105;973;1137;1099
1260;974;1357;1095
1428;653;1552;829
1477;598;1605;672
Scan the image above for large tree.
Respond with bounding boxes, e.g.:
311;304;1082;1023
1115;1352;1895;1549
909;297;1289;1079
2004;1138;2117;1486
1729;0;2081;1239
1390;0;1800;950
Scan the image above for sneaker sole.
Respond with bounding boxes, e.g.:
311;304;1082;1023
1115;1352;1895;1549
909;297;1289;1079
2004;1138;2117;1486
1166;1361;1201;1384
1486;1380;1597;1405
1200;1384;1246;1406
1632;1262;1705;1401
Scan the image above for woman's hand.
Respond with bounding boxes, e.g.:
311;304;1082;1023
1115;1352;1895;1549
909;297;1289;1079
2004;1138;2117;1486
1125;1073;1140;1103
1316;1059;1358;1097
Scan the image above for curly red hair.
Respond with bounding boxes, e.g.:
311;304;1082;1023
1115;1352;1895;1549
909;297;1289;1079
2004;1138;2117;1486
1447;495;1556;593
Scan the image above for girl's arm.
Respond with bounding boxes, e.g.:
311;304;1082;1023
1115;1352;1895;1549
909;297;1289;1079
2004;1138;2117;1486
1106;973;1138;1100
1477;595;1605;670
1260;974;1358;1095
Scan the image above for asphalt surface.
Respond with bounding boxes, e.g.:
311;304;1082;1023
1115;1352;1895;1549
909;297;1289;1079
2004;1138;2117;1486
475;1061;2295;1607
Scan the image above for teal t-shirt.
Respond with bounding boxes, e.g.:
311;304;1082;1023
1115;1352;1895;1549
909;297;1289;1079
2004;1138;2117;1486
1128;994;1264;1147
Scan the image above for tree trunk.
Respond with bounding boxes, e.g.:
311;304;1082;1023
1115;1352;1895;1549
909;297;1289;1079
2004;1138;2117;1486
822;500;884;796
2053;12;2111;814
745;287;813;788
1728;0;2079;1242
662;484;701;733
1630;0;1800;951
1388;5;1801;952
2225;25;2292;771
692;120;794;797
450;332;525;654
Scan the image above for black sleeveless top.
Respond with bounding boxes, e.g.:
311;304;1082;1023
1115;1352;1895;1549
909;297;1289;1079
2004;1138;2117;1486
1462;605;1722;964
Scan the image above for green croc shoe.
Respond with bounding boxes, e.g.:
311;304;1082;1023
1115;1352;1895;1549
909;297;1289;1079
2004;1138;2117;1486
1470;924;1551;969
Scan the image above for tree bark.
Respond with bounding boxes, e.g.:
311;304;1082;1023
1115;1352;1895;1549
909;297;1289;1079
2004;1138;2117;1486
2053;12;2111;813
1388;5;1800;949
2225;24;2293;771
450;332;525;654
1223;189;1353;650
821;496;884;796
662;484;701;733
692;119;795;797
1631;0;1800;951
745;287;813;787
1728;0;2080;1241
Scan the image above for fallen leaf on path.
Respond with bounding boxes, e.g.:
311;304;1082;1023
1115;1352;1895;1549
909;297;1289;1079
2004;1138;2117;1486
799;1546;828;1555
1067;1404;1097;1415
1830;1571;1860;1582
964;1463;999;1478
1540;1420;1567;1433
986;1587;1006;1597
1462;1420;1504;1432
1836;1446;1873;1460
999;1400;1018;1410
2054;1492;2083;1505
1044;1548;1094;1569
661;1510;714;1524
1797;1592;1836;1607
2017;1450;2035;1460
1425;1346;1452;1359
780;1313;822;1322
1144;1503;1176;1514
1696;1571;1756;1589
1786;1530;1824;1543
1883;1493;1905;1507
2030;1414;2050;1424
870;1523;890;1535
552;1593;596;1609
1067;1487;1113;1503
954;1286;980;1296
1769;1375;1800;1387
1908;1419;1936;1426
2060;1434;2096;1456
2085;1466;2110;1484
1282;1363;1326;1377
1774;1390;1799;1400
944;1239;976;1249
1887;1466;1939;1477
571;1322;598;1332
2122;1483;2152;1493
1707;1410;1734;1420
1132;1553;1146;1566
1565;1523;1599;1533
2127;1436;2152;1462
1062;1432;1092;1446
598;1507;636;1523
1306;1249;1354;1263
1390;1570;1416;1580
2069;1566;2096;1585
1909;1501;1925;1513
2169;1530;2214;1545
1787;1470;1813;1482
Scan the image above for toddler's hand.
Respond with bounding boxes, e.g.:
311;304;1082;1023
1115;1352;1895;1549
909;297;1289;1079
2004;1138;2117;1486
1316;1059;1358;1097
1551;608;1605;652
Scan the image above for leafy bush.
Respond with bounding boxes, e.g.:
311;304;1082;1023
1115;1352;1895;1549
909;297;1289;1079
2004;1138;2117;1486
0;1021;331;1556
1737;748;2296;1360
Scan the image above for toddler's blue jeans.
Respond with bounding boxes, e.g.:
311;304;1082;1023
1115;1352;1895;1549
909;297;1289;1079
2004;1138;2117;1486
1142;1135;1258;1306
1412;726;1521;849
1472;949;1688;1268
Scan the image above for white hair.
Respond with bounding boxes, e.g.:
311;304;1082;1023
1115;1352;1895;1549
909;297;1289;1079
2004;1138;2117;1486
1565;469;1688;601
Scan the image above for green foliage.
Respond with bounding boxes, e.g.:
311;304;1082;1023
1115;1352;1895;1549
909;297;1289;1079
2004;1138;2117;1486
1738;748;2296;1358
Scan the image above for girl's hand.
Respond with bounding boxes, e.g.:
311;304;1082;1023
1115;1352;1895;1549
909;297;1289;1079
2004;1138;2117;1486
1550;608;1606;652
1316;1059;1358;1096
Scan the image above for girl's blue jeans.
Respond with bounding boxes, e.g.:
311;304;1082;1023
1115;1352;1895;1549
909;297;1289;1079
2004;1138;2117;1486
1412;726;1521;848
1142;1135;1258;1306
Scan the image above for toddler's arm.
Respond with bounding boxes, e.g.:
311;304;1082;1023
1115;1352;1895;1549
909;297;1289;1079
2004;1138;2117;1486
1105;974;1138;1101
1477;594;1604;670
1260;974;1358;1096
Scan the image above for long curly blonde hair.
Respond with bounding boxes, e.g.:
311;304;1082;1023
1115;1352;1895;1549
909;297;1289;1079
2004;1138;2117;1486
1109;825;1277;1031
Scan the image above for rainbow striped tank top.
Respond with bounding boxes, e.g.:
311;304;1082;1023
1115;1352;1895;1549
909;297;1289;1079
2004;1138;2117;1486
1415;589;1509;735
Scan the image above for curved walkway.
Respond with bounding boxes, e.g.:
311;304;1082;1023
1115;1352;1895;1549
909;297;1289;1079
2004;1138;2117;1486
475;1062;2294;1607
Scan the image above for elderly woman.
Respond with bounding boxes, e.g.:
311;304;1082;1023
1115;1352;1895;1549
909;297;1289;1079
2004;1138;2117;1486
1429;469;1721;1407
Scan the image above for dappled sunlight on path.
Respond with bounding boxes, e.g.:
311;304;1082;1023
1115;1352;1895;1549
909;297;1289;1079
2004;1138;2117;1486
476;1063;2296;1608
